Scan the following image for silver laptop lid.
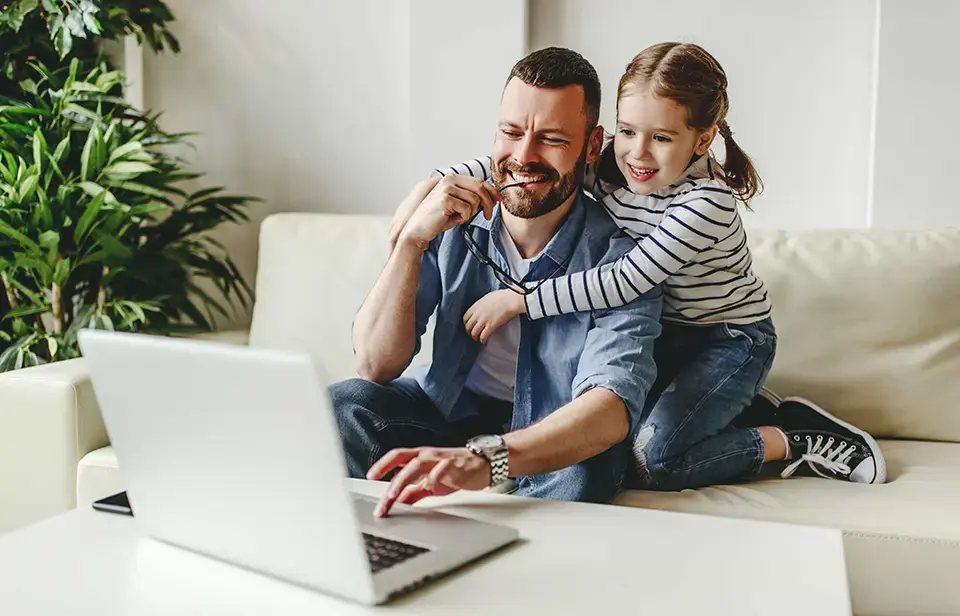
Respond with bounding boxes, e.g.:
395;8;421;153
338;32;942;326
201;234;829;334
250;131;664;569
78;330;376;604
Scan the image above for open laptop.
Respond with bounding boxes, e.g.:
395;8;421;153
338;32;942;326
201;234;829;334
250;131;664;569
77;330;518;605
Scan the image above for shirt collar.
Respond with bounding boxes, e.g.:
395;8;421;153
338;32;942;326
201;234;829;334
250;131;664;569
651;152;718;197
467;190;588;272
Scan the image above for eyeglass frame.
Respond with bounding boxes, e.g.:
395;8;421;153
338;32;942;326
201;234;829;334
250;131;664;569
460;210;573;296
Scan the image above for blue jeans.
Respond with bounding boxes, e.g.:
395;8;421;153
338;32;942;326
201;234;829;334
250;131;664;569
631;318;777;491
329;377;631;503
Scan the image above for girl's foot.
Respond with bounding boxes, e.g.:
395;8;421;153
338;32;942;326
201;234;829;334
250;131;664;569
777;397;887;484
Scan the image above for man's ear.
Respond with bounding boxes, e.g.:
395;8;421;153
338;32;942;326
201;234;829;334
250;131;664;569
695;126;719;156
586;125;605;164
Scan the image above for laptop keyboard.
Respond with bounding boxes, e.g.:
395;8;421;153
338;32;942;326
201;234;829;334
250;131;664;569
362;533;430;573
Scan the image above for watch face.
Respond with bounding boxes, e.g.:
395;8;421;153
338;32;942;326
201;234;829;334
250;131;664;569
472;435;502;449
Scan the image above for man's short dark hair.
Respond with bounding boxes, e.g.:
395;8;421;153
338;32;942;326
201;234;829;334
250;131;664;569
506;47;601;132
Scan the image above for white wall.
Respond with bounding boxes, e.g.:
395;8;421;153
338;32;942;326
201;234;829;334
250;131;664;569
871;0;960;228
530;0;879;230
408;1;526;173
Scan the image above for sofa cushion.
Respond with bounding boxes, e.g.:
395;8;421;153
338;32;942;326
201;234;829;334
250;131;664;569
615;439;960;541
248;213;433;384
76;446;124;507
749;228;960;442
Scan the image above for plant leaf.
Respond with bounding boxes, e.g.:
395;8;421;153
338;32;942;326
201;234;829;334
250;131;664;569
0;106;48;118
75;248;108;268
68;82;104;95
52;136;70;164
77;181;118;204
108;141;144;162
129;202;169;216
65;11;87;38
64;103;100;124
94;314;115;331
17;172;39;203
92;230;133;260
3;305;49;321
95;70;123;90
75;189;107;243
0;344;19;372
113;182;168;200
66;304;96;339
53;258;71;286
104;162;156;178
6;276;45;305
80;124;101;181
39;230;59;266
32;128;47;170
54;21;73;58
0;219;40;253
187;186;225;202
14;254;53;281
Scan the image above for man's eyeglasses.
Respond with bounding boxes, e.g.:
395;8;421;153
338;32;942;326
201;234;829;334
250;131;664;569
460;211;572;296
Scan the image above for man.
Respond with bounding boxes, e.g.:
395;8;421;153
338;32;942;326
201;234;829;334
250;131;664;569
331;47;662;517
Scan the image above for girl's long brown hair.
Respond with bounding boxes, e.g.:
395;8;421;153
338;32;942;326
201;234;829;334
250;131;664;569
598;42;762;203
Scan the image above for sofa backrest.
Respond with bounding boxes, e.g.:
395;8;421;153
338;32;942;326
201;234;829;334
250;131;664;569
250;213;960;443
748;228;960;442
248;214;434;382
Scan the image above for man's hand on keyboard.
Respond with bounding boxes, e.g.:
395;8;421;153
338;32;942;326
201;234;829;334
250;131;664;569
367;447;491;517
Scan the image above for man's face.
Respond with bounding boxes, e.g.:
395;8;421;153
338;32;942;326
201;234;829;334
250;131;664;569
491;78;601;218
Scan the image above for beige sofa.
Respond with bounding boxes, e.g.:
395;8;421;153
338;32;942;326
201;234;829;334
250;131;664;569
1;213;959;615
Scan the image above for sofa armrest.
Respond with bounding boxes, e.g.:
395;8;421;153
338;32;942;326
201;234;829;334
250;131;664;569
0;358;104;533
0;328;250;534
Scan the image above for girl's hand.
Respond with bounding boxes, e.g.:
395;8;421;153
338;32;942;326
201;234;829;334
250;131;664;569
463;290;526;344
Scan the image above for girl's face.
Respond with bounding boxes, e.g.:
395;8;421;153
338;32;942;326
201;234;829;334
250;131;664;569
614;84;716;195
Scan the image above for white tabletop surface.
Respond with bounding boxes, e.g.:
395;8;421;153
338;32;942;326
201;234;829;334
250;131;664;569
0;479;851;615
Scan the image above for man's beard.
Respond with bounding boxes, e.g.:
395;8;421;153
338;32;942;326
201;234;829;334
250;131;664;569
492;151;586;219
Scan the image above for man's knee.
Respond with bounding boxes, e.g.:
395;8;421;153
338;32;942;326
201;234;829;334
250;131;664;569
329;377;380;409
330;377;379;417
327;378;384;477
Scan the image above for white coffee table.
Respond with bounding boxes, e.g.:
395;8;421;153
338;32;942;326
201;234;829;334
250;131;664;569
0;479;850;615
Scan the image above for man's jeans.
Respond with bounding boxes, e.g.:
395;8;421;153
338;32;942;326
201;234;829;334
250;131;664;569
330;377;631;503
631;318;777;491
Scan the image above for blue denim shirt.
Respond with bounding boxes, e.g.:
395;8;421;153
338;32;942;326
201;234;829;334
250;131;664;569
407;190;662;434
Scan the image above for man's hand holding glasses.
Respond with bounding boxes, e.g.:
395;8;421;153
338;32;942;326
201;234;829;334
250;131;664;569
395;176;502;253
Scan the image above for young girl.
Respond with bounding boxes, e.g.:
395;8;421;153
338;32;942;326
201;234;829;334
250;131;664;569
406;43;886;487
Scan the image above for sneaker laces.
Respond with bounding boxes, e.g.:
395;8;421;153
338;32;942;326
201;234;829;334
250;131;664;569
781;435;856;479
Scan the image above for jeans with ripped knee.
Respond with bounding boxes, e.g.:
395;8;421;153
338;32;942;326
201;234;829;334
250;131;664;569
630;318;777;491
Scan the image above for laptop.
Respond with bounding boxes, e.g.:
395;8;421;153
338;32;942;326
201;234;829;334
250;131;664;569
77;330;518;605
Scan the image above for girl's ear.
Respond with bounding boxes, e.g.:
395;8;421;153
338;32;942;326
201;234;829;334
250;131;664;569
695;125;719;156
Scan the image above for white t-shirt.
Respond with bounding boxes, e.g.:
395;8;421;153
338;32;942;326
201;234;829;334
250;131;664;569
463;224;535;402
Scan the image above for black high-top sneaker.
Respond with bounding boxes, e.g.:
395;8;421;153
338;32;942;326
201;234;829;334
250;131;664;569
776;397;887;484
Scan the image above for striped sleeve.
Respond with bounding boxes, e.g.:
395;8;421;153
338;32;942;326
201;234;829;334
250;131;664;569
431;156;493;180
525;185;739;319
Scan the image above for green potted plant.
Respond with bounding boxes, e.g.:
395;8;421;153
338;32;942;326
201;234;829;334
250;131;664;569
0;1;256;370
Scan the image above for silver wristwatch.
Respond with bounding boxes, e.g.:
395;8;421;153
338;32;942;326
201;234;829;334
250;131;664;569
465;434;509;487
